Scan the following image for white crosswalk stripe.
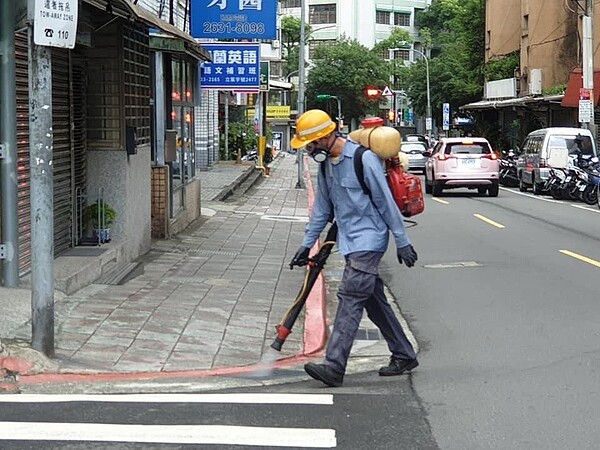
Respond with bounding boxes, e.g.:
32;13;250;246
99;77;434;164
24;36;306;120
0;393;337;448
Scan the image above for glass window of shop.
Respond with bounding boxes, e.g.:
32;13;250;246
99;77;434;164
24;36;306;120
170;58;196;215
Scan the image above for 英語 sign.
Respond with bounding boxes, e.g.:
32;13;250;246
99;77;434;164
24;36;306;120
200;43;261;90
191;0;277;40
33;0;78;49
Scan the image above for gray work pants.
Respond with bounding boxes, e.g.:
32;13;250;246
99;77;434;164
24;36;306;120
325;251;416;374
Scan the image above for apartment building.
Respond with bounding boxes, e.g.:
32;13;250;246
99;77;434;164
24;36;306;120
467;0;600;145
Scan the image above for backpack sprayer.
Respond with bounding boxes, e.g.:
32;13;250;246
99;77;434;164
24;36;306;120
270;222;338;352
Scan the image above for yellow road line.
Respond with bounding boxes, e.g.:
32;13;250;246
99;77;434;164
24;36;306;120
473;213;505;229
559;250;600;268
431;197;449;205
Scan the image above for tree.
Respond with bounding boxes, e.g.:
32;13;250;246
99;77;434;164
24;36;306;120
406;0;485;124
306;36;391;126
280;16;311;76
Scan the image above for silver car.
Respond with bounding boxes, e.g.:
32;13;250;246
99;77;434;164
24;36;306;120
401;142;428;173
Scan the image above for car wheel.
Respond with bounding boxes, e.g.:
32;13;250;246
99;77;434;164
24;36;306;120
432;180;443;196
424;172;432;194
488;181;499;197
519;175;528;192
532;175;542;195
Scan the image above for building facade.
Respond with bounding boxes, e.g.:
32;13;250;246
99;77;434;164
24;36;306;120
0;0;216;282
466;0;600;148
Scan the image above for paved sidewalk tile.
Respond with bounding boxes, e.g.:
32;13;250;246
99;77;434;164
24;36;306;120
46;154;311;374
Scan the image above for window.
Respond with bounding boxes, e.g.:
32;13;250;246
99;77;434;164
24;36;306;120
170;57;196;191
283;0;301;7
394;12;411;27
391;49;410;61
309;4;336;24
376;11;390;25
87;22;150;150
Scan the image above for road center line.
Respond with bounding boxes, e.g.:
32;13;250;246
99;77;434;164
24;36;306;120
473;213;505;229
559;250;600;268
431;197;449;205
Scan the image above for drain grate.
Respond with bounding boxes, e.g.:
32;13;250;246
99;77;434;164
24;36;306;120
151;247;239;257
354;328;382;341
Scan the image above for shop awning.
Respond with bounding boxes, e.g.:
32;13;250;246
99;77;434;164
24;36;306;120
269;80;293;90
460;94;564;110
83;0;210;61
560;68;600;107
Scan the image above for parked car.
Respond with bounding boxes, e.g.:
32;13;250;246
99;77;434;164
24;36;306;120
403;133;430;147
424;137;500;196
516;127;597;194
400;142;428;173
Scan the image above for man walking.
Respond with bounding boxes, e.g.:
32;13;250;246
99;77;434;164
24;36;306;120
289;109;419;387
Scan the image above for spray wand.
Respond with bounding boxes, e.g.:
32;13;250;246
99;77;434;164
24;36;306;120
271;222;338;352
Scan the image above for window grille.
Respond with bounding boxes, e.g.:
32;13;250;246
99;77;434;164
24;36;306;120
394;12;411;27
309;39;336;59
309;4;336;24
86;21;150;150
283;0;301;7
376;11;390;25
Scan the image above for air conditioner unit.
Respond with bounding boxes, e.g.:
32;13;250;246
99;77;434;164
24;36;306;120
271;40;280;49
529;68;542;95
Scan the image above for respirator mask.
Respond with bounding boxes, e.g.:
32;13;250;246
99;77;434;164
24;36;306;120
306;133;339;163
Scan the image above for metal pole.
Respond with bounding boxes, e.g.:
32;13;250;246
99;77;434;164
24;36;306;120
412;48;432;140
0;0;20;286
295;0;306;189
582;0;595;138
224;93;229;160
28;24;55;357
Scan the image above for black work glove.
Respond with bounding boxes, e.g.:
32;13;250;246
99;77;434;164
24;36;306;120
289;246;311;269
397;245;418;268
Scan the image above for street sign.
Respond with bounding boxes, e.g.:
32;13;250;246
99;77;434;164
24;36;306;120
259;61;270;91
443;102;450;131
191;0;278;40
381;86;393;97
200;43;261;90
33;0;78;49
579;88;593;123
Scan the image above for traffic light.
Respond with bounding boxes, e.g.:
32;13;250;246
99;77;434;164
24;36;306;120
365;87;380;99
388;110;396;122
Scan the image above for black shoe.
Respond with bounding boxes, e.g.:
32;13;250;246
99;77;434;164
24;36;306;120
304;363;344;387
379;357;419;376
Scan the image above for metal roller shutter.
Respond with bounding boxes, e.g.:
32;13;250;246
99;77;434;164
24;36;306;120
50;48;73;256
15;31;31;275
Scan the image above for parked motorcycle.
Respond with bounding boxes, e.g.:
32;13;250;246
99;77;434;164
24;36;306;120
499;149;519;187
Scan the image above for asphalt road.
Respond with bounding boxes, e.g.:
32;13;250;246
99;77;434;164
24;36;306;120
0;374;437;449
381;186;600;450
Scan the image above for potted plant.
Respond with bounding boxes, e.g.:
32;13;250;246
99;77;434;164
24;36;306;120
82;200;117;243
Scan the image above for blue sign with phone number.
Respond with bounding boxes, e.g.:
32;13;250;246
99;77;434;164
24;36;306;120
191;0;277;40
199;43;261;90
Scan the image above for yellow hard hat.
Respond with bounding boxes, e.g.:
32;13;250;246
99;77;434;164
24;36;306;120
290;109;337;149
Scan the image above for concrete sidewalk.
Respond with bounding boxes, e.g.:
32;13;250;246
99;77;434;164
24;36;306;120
1;153;416;392
1;154;324;379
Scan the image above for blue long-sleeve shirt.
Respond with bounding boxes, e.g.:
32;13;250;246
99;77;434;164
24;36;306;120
302;140;411;255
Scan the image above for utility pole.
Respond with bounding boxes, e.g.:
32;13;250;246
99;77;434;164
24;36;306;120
295;0;306;189
582;0;596;138
0;0;20;287
28;22;55;357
